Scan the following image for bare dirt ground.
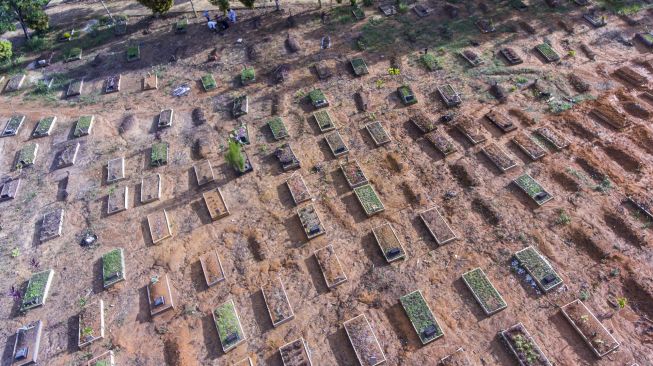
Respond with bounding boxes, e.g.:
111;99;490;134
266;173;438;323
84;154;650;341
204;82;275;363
0;0;652;365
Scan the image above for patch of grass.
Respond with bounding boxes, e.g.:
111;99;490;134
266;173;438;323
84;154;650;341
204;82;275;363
420;53;441;71
593;178;613;193
23;36;53;53
555;209;571;225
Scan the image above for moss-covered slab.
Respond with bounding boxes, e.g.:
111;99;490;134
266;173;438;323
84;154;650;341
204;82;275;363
354;184;385;216
325;131;349;157
201;74;217;91
400;290;444;345
102;248;126;288
365;121;391;146
298;204;325;239
268;117;289;140
514;246;563;292
513;174;553;206
462;268;507;315
20;270;54;312
213;299;246;353
313;109;336;132
150;142;168;167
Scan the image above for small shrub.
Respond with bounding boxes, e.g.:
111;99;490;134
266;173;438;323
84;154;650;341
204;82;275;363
420;53;441;71
567;50;576;57
0;40;12;62
555;209;571;225
398;2;408;12
579;289;590;301
11;248;20;258
616;297;627;309
350;0;357;6
363;0;373;6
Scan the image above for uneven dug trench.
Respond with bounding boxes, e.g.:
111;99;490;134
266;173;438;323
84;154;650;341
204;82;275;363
601;144;642;173
569;225;613;261
602;211;646;248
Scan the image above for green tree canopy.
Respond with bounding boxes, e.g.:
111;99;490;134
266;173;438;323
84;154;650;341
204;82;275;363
209;0;230;14
239;0;255;8
137;0;174;14
0;0;50;39
0;39;12;61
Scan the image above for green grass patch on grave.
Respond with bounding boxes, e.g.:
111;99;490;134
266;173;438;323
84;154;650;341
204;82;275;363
309;89;329;109
400;290;443;345
64;47;82;62
213;299;245;352
354;184;385;216
420;53;442;71
241;67;255;85
74;115;94;137
151;142;168;167
102;248;125;288
462;268;507;315
126;44;140;62
201;74;217;91
268;117;289;140
20;269;54;312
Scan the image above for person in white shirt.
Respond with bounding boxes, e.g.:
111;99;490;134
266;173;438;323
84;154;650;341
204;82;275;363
228;9;237;23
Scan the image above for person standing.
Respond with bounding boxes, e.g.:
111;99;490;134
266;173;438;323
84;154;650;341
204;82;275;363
203;10;210;22
228;8;237;23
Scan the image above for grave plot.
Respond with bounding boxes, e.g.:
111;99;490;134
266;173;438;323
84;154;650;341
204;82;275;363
340;160;368;188
87;351;114;366
4;73;26;92
298;204;326;239
175;17;188;33
351;58;369;76
325;131;349;157
514;173;553;206
499;323;552;366
354;184;385;216
233;95;249;117
286;172;312;205
315;61;332;80
400;290;444;345
636;32;653;48
500;47;523;65
12;321;43;366
309;89;329;109
313;109;336;132
241;67;256;85
158;109;174;129
460;50;483;67
438;84;461;108
462;268;507;315
126;44;140;62
65;47;83;62
262;276;295;327
561;299;619;357
16;143;39;169
66;79;84;98
147;274;174;316
627;195;653;220
274;64;290;83
583;12;607;28
20;269;54;312
439;347;471;366
372;223;406;262
366;121;391;146
268;117;289;140
276;143;300;171
0;178;20;201
141;174;162;203
234;357;253;366
420;207;457;245
398;85;418;105
425;131;457;156
280;338;313;366
107;157;125;183
536;127;569;150
32;116;57;137
535;43;561;63
55;142;80;169
193;159;215;186
104;74;121;93
514;246;562;292
102;248;126;288
456;118;487;145
512;133;547;160
343;314;386;366
147;210;172;244
73;115;95;137
201;74;217;91
78;300;105;348
379;4;397;16
200;250;226;286
40;208;64;242
485;111;517;133
545;0;560;7
315;244;347;288
203;188;229;220
107;186;128;215
413;4;433;17
150;142;169;167
213;299;246;353
410;111;436;133
2;115;25;136
475;19;496;33
352;6;365;20
614;66;647;87
143;73;158;90
230;123;250;145
481;143;518;172
590;105;630;130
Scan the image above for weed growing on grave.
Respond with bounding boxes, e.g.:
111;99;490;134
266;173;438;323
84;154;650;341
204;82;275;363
11;248;20;258
79;297;87;307
616;297;627;309
375;79;384;88
388;67;400;75
420;53;441;71
579;289;590;301
555;209;571;225
594;178;612;193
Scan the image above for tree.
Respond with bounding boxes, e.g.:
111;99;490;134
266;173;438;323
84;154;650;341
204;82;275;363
136;0;174;15
239;0;255;8
0;39;12;61
0;0;50;40
209;0;230;14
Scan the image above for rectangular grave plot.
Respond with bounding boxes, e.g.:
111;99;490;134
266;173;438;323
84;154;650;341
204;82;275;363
352;7;365;20
200;74;217;91
12;321;43;366
102;248;125;288
78;300;105;348
499;323;552;366
366;121;391;146
438;84;461;107
234;357;253;366
203;188;229;220
614;66;647;87
147;210;172;244
512;133;547;160
425;131;457;156
462;268;507;315
315;244;347;288
65;48;83;62
343;314;386;366
298;204;325;239
410;111;436;133
325;131;349;157
40;209;64;243
20;270;54;312
420;207;457;245
74;115;95;137
500;48;523;65
439;347;472;366
4;74;26;93
280;338;313;366
67;79;84;98
33;116;56;137
583;13;607;27
213;299;246;353
398;85;417;105
104;74;121;93
561;299;619;357
268;117;289;140
107;157;125;183
514;246;562;292
315;61;332;80
56;143;80;169
372;223;406;262
456;118;487;145
636;32;653;48
262;276;295;327
460;50;483;67
143;73;158;90
351;58;369;76
482;143;518;172
536;127;569;150
16;143;39;169
286;172;311;205
107;186;128;214
340;160;368;188
309;89;329;109
0;178;20;201
230;123;250;145
87;351;115;366
627;195;653;220
2;115;25;136
400;290;444;345
276;144;300;171
379;4;397;16
535;43;561;63
193;160;215;186
474;18;494;33
148;274;174;316
514;174;553;206
354;184;385;216
413;4;432;17
158;109;174;129
200;250;225;286
314;109;336;132
150;142;168;167
485;111;517;133
233;95;249;117
141;174;162;203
